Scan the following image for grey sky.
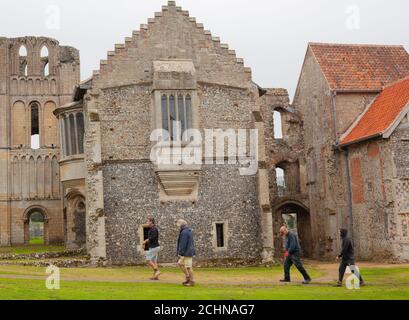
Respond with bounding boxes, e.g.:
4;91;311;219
1;0;408;100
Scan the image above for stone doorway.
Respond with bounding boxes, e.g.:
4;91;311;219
65;194;87;249
23;206;49;245
273;202;312;258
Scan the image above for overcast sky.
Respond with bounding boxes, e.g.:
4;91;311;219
1;0;408;100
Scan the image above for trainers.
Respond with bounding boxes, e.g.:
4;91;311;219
279;279;290;283
302;279;311;285
334;281;342;287
183;281;195;287
182;278;190;285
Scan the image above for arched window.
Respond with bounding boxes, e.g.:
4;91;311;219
40;46;49;57
30;103;40;149
276;167;285;196
76;113;85;154
161;93;193;142
273;110;283;139
19;45;27;57
19;45;28;76
40;46;49;77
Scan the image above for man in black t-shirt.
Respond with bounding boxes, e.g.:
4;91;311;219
143;217;161;280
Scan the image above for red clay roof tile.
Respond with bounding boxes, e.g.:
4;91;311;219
340;76;409;146
309;43;409;91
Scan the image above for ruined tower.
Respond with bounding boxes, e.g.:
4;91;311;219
0;36;80;245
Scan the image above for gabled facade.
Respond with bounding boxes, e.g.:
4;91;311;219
56;1;283;265
339;76;409;260
292;43;409;260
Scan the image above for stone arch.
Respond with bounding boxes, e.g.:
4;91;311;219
21;156;29;199
275;159;301;196
44;101;57;147
51;156;60;197
273;200;312;258
12;100;26;147
29;156;36;198
18;44;28;76
273;110;283;139
36;155;45;199
44;156;51;197
11;156;21;199
40;45;50;77
29;101;41;149
65;191;86;248
23;205;50;245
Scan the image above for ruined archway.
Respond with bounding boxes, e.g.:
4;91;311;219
65;191;86;249
23;206;49;245
273;201;312;258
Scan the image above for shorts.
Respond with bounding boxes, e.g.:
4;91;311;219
146;246;160;262
178;256;193;268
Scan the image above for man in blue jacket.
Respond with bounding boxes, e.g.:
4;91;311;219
176;219;196;287
279;226;311;284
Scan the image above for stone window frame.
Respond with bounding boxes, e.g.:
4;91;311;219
211;221;229;252
59;110;85;159
153;89;199;143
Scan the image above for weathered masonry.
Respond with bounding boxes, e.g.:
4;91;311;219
0;36;80;246
2;2;409;265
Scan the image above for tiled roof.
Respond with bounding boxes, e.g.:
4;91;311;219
340;76;409;146
309;43;409;91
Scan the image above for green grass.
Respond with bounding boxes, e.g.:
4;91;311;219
0;277;408;300
28;237;45;245
0;245;65;255
0;264;407;300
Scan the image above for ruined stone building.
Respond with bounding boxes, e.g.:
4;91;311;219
2;2;409;264
0;36;80;246
284;43;409;261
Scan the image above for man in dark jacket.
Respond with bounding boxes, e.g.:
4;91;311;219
279;226;311;284
176;219;196;287
143;217;161;280
336;228;364;287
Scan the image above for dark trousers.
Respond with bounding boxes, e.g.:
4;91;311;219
284;253;311;281
338;260;364;283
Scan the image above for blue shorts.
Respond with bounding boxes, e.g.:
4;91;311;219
146;246;160;262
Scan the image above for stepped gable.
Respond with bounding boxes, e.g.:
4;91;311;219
92;1;252;89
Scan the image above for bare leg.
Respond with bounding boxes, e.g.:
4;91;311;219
148;260;158;271
178;262;189;281
148;261;160;280
187;267;194;283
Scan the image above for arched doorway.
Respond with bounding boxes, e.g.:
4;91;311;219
72;199;86;247
65;192;87;249
23;206;49;245
273;201;312;258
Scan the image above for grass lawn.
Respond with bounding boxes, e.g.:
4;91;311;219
0;245;65;255
28;237;45;245
0;263;408;300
